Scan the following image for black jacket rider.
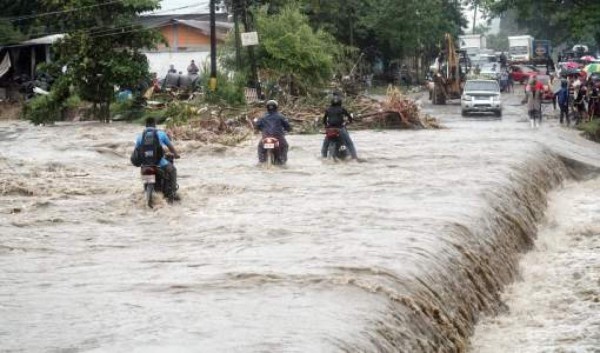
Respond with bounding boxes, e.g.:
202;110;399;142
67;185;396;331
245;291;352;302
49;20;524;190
322;106;353;128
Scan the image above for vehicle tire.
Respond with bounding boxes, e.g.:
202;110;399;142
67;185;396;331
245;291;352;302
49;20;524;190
145;183;154;208
495;110;502;118
327;142;337;161
266;150;274;167
461;110;468;117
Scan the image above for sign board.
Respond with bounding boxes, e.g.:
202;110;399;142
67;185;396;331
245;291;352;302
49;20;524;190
241;32;259;47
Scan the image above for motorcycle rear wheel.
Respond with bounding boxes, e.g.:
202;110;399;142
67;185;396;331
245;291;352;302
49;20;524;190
266;150;275;167
327;143;337;161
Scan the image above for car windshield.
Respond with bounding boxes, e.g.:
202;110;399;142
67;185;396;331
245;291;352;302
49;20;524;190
481;64;498;72
465;81;499;92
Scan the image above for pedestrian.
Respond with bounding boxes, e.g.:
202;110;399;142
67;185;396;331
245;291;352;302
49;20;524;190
499;69;509;93
500;52;507;67
168;64;177;74
525;76;543;128
555;79;570;125
573;76;587;124
400;64;410;89
187;60;199;75
588;80;600;120
506;67;514;93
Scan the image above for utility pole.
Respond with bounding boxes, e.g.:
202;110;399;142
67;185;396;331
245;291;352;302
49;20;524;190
241;0;261;100
209;0;218;92
472;2;478;35
233;0;242;69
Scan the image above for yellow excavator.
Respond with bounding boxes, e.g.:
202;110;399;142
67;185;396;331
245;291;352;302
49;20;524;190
431;33;470;105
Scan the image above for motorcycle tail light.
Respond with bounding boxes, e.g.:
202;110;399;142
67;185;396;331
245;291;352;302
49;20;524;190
141;167;157;175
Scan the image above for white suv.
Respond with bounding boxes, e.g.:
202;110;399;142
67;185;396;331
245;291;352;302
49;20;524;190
461;79;502;118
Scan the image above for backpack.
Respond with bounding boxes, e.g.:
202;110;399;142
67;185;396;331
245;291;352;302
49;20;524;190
140;128;164;166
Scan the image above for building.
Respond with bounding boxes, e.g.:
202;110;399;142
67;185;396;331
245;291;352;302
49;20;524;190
0;34;64;100
139;13;233;77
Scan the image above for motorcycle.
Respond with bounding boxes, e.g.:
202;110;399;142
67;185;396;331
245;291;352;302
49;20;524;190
262;137;282;167
140;154;176;208
324;127;349;161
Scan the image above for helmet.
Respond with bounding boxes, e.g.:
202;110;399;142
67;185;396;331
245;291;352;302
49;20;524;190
331;95;342;106
266;100;278;113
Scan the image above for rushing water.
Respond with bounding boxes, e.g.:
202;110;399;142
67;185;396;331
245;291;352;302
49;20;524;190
1;94;599;352
470;177;600;353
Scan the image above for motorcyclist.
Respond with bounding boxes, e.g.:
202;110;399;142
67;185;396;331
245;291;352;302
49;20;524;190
321;94;358;160
255;100;291;164
135;117;181;202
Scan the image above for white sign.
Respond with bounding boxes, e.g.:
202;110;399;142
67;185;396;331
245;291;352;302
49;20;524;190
241;32;259;47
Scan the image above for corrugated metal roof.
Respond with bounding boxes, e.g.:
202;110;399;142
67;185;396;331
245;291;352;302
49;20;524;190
21;34;65;45
172;20;233;40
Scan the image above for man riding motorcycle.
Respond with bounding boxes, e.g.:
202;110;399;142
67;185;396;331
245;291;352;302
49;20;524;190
135;117;181;202
321;95;358;160
255;100;291;164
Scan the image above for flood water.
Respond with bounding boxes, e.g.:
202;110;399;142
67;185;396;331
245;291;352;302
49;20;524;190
1;93;599;352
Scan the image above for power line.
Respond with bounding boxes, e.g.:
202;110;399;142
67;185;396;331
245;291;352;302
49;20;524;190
5;0;125;22
0;4;209;47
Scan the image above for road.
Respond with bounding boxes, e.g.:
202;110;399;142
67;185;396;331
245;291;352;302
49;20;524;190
0;91;599;352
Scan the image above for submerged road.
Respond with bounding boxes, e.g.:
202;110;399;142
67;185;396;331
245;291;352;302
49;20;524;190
0;92;599;352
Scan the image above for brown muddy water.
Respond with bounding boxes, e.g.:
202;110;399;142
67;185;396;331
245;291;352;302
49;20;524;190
0;94;599;352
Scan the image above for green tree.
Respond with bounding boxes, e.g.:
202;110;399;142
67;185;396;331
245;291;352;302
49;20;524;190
0;0;44;44
42;0;164;121
481;0;600;50
223;3;346;96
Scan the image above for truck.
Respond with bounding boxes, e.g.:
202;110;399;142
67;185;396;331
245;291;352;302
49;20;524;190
508;35;534;61
459;34;487;63
532;40;552;64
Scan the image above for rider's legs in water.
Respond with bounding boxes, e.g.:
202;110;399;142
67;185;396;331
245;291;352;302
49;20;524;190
321;138;330;158
340;128;358;159
258;138;288;164
161;163;179;202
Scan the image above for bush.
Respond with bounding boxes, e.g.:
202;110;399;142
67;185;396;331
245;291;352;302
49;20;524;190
578;119;600;142
201;72;247;106
22;75;73;125
22;95;63;125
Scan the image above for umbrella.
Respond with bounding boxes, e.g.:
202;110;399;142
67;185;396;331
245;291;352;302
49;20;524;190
564;61;581;69
584;63;600;73
561;67;581;78
581;55;596;62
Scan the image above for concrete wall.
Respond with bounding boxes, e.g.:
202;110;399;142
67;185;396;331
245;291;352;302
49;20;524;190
145;51;210;78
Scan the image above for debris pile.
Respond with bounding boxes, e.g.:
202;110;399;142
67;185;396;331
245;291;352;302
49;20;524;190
164;86;440;145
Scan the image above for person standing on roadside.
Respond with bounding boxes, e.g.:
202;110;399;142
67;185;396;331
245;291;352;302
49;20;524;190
555;80;570;125
525;76;543;128
187;60;199;75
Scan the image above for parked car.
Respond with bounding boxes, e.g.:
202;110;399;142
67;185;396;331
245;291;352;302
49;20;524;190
461;79;502;117
509;65;539;84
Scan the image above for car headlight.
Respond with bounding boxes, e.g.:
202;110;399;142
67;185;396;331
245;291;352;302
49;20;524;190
462;95;473;101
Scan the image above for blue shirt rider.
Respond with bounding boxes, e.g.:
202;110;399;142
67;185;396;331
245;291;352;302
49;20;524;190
135;117;180;201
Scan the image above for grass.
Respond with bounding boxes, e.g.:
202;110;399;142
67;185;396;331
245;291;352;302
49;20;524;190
577;119;600;142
